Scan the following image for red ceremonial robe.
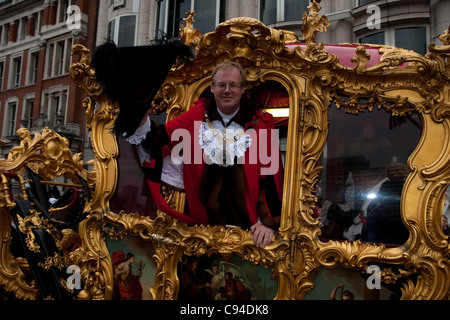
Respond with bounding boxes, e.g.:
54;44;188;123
148;98;284;227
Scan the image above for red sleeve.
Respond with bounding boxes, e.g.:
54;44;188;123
164;98;206;138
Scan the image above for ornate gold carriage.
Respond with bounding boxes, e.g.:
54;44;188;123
1;2;450;300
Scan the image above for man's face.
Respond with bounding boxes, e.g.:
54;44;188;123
211;67;245;115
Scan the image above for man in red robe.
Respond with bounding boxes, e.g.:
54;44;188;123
131;61;284;248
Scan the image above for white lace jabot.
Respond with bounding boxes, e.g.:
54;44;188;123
125;110;253;177
199;117;252;167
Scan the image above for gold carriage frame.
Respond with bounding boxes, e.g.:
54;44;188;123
1;2;450;300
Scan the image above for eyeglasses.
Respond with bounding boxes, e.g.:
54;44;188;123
214;82;241;90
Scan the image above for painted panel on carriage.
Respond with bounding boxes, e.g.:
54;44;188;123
105;234;157;300
305;266;401;300
177;254;277;300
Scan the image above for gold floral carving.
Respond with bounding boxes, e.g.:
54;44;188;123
179;10;201;47
16;209;60;253
0;172;38;299
301;0;330;61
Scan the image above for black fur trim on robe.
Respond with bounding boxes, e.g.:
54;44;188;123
199;164;252;229
201;99;282;229
259;175;282;228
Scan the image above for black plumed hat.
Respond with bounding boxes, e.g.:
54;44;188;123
91;39;194;136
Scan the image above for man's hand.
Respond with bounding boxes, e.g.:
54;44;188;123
250;222;275;248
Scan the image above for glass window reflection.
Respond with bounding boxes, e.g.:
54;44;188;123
317;104;421;246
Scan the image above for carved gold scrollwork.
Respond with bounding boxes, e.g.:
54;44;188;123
0;128;87;183
0;172;38;299
70;45;103;99
73;212;112;300
179;10;201;47
301;1;330;46
301;0;330;62
16;209;61;254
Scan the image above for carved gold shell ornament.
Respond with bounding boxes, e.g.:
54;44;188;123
1;1;450;300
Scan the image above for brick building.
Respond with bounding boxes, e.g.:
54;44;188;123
0;0;98;159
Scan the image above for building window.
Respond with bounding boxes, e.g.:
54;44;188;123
52;95;61;125
1;24;9;46
57;42;65;74
157;0;223;38
359;0;377;6
45;38;72;78
42;88;68;127
0;61;4;91
59;0;77;24
12;57;22;88
112;0;126;10
28;52;39;84
359;31;385;45
157;0;190;38
260;0;309;25
108;19;115;42
118;16;136;47
284;0;308;21
7;102;17;136
260;0;277;25
18;17;27;41
23;99;34;130
108;15;136;47
193;0;223;34
359;27;427;55
395;27;427;56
